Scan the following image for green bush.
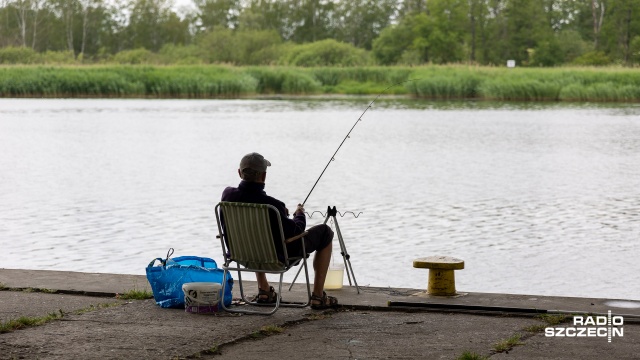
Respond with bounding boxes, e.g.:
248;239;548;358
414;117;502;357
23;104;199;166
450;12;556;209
0;48;77;65
398;49;423;66
372;24;413;65
0;47;39;64
529;39;564;67
572;51;612;66
195;28;284;65
281;39;371;67
196;28;237;64
112;48;157;65
41;51;77;65
157;44;204;65
246;44;286;66
236;30;283;65
557;30;590;63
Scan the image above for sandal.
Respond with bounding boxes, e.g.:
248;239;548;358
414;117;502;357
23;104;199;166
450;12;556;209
310;291;338;310
251;286;278;304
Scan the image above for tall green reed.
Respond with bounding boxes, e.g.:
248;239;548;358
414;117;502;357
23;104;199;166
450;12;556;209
1;65;639;102
246;67;320;94
0;65;257;97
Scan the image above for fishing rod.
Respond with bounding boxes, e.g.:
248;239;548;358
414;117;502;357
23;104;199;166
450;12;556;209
301;78;421;206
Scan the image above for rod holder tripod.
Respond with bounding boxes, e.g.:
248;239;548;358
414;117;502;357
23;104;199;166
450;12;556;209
289;206;360;294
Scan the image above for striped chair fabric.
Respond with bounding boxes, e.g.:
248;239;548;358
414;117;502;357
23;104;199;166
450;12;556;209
219;202;285;272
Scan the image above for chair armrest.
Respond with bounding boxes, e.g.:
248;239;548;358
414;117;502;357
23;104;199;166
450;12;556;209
285;231;309;244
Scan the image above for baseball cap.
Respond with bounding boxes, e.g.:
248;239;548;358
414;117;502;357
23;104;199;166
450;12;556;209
239;152;271;172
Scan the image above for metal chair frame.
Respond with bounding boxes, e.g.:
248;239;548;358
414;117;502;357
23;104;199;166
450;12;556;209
215;201;311;315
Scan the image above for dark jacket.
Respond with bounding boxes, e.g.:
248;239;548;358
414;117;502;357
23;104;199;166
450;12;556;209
221;180;306;257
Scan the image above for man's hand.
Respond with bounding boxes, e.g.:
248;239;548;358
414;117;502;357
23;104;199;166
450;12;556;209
294;204;305;216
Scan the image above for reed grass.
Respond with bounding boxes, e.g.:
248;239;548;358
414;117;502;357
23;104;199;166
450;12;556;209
246;67;321;94
0;65;257;98
408;66;640;102
328;80;397;95
139;66;257;97
405;74;481;99
478;78;562;101
560;82;640;102
308;67;413;87
1;64;639;102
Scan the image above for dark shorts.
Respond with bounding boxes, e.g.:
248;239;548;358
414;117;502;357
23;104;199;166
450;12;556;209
286;224;333;258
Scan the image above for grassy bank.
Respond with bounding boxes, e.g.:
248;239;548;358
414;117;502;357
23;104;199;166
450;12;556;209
407;66;640;102
1;65;639;102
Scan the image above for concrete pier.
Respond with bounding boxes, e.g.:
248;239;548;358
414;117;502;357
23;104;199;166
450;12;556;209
1;268;639;359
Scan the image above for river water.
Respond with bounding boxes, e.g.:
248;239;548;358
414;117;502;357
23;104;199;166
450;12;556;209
1;98;639;300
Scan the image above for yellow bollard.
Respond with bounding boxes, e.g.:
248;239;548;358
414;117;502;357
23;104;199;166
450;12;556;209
413;256;464;296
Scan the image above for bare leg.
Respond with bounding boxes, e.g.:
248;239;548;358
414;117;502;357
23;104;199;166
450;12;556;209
312;240;332;297
256;272;270;292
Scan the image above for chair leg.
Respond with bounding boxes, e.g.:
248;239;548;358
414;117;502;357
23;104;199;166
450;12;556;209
281;253;311;308
220;260;311;314
235;269;251;303
288;265;304;291
221;268;281;315
219;268;234;313
301;253;312;306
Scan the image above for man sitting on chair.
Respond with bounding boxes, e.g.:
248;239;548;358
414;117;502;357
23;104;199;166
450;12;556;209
221;152;338;309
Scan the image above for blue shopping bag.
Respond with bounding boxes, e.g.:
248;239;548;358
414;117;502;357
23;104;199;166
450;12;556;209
146;249;233;308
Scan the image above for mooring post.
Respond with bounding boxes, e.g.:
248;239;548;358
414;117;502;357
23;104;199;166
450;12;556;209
413;256;464;296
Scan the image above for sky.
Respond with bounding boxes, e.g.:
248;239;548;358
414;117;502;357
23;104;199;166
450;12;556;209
173;0;196;14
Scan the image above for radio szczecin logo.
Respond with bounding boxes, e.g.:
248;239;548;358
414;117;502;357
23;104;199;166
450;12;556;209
545;310;623;343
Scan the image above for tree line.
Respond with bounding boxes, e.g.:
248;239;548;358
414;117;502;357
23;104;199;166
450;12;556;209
1;0;639;66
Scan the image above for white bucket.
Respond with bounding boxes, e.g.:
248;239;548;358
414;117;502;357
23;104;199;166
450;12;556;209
182;282;222;313
324;264;344;290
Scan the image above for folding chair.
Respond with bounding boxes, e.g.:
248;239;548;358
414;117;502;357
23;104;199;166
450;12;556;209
215;201;312;315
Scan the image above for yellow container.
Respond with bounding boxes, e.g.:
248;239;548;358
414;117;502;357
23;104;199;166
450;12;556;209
324;264;344;290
